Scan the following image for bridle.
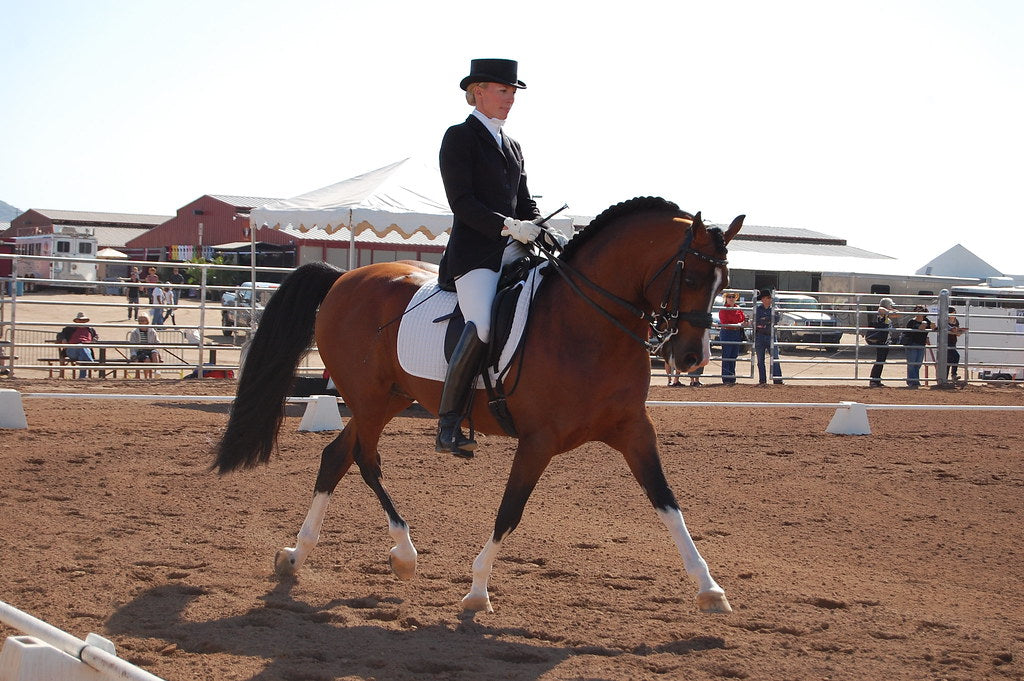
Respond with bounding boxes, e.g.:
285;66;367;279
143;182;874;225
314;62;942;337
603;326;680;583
534;223;728;354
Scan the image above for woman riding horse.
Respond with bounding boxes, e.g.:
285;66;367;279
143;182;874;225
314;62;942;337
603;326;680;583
215;198;744;615
436;58;544;457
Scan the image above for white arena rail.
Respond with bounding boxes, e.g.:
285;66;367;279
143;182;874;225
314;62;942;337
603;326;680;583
646;400;1024;411
11;392;344;432
6;391;1023;436
0;600;165;681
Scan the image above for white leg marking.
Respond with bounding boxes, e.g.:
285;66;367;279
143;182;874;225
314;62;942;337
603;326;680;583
387;519;418;580
698;269;723;368
275;492;330;575
657;507;723;596
461;538;501;612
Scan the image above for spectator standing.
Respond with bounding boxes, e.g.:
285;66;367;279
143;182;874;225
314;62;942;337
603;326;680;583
144;266;159;301
163;279;178;325
902;305;934;388
126;266;141;319
945;306;966;383
61;312;98;379
866;297;899;387
169;267;185;306
718;292;747;385
753;290;783;385
150;284;169;327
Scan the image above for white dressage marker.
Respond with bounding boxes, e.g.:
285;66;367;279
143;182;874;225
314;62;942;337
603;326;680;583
0;389;28;429
298;395;343;432
826;401;871;435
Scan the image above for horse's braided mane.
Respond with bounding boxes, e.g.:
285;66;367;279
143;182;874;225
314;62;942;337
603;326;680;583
559;196;696;263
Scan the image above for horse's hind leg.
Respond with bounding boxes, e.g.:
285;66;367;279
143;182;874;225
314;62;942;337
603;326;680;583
275;409;418;581
352;431;417;581
613;420;732;614
275;425;356;577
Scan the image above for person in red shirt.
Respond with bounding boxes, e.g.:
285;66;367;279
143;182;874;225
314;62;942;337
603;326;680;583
718;292;747;384
62;312;99;378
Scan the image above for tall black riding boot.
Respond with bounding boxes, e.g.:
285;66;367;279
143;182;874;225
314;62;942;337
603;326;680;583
436;322;487;458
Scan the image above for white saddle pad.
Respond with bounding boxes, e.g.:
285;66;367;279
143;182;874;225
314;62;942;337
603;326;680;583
397;263;548;385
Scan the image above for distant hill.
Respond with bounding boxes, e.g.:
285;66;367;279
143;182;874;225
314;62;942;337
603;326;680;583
0;200;21;222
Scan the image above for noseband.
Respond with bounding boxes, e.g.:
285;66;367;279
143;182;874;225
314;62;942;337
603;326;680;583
534;224;728;354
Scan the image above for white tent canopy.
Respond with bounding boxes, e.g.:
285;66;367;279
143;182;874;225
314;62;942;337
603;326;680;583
250;158;573;270
250;158;453;239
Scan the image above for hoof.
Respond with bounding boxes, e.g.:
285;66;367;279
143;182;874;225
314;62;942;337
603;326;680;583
461;591;493;613
274;548;299;577
696;590;733;614
388;550;417;581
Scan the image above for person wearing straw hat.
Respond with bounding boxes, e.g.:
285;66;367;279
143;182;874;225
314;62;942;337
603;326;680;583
61;312;99;378
434;58;544;458
866;297;899;387
718;291;747;384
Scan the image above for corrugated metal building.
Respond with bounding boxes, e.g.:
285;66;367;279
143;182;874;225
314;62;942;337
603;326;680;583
3;209;170;248
124;194;448;267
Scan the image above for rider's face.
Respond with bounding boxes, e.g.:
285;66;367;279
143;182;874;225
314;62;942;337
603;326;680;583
475;82;516;120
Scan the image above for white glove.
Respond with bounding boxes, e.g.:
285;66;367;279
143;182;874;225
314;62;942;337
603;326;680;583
501;217;541;244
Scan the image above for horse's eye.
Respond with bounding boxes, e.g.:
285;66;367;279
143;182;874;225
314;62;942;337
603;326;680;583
683;276;698;288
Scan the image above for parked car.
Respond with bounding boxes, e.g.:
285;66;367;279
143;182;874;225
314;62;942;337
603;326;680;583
773;293;843;346
221;281;280;336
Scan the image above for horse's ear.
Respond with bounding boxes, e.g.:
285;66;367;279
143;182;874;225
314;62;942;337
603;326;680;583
692;211;705;232
723;214;745;244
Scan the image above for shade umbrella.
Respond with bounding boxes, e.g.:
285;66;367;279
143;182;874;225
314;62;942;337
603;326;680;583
96;247;129;259
95;247;129;283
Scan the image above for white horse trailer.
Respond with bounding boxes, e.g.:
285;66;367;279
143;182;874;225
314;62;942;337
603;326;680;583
951;286;1024;381
13;230;99;289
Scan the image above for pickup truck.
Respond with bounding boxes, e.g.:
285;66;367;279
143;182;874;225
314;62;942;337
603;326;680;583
220;282;280;336
774;293;843;346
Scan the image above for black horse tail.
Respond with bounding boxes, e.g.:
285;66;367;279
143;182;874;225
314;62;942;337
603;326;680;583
213;262;344;474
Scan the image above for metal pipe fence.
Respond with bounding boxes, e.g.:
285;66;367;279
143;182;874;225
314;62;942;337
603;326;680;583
1;258;1021;386
663;288;1024;386
0;255;323;379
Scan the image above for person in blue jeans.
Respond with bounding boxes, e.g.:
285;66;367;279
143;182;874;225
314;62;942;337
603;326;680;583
753;290;783;384
902;305;934;388
718;292;747;384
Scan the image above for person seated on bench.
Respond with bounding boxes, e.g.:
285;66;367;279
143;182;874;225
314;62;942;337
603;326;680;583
62;312;99;379
129;315;163;378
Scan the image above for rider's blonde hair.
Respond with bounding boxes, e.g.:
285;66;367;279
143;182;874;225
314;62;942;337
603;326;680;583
465;81;489;106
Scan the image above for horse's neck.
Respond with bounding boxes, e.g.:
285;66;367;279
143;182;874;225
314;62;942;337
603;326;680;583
536;253;652;351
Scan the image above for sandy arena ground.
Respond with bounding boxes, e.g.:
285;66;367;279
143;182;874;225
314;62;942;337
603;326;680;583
0;373;1022;680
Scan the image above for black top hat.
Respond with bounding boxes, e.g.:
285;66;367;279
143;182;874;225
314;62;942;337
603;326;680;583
758;289;773;299
460;58;526;91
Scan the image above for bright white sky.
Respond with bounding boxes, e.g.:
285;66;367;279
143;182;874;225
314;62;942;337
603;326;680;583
1;0;1021;273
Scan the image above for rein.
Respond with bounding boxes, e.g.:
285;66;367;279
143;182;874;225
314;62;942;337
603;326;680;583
533;225;727;354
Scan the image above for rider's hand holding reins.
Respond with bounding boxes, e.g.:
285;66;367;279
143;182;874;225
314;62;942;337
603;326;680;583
501;217;541;244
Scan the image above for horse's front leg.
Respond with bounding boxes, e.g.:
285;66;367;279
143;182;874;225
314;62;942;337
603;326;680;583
613;418;731;614
463;444;553;612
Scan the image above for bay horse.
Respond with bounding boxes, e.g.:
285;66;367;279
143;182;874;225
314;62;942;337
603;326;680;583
214;197;744;614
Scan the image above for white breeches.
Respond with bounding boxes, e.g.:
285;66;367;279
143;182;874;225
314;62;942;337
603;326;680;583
454;240;530;343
